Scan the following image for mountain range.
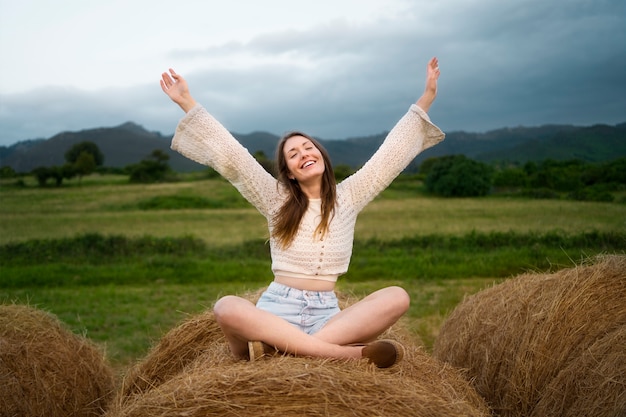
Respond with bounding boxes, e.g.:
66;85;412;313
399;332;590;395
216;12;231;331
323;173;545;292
1;121;625;173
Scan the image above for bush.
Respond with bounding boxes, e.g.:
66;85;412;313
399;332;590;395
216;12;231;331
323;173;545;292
425;155;493;197
493;167;527;188
568;186;615;202
128;150;173;183
0;166;16;179
0;233;207;264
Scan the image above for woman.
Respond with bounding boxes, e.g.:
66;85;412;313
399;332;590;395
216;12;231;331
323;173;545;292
160;57;444;368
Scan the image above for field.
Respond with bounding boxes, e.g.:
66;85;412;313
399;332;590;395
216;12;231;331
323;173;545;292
1;174;625;372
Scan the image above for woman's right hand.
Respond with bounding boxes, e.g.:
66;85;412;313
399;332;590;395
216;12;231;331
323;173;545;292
416;57;440;113
160;69;197;113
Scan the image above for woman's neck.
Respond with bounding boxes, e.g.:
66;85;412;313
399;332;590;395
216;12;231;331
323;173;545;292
299;181;321;200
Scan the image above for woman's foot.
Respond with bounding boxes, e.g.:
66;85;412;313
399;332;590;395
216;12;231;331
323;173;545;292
361;339;405;368
416;57;440;113
247;341;278;361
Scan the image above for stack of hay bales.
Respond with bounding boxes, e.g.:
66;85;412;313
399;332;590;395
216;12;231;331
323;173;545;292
106;290;491;417
0;303;115;417
433;254;626;417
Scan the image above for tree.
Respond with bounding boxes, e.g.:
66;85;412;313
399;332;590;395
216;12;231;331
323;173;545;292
253;150;274;175
493;167;528;188
333;164;354;181
425;155;493;197
128;149;172;183
419;157;441;177
32;165;75;187
74;151;97;181
65;141;104;167
0;166;16;179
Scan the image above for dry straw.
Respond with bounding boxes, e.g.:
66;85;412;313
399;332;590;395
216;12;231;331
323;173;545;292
0;303;115;417
433;254;626;417
108;289;490;417
531;325;626;417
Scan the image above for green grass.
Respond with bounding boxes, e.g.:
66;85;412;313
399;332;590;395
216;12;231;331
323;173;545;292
1;175;624;245
1;278;498;371
2;231;623;287
1;174;625;373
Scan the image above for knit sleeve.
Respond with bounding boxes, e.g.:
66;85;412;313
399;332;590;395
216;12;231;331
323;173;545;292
339;104;445;211
170;105;278;217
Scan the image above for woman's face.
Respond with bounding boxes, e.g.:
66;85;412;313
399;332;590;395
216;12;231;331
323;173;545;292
283;135;326;184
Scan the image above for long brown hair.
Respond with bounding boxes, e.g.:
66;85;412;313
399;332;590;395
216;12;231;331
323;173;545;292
272;131;336;249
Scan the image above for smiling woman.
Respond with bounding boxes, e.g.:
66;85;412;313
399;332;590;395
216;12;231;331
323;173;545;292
159;58;445;367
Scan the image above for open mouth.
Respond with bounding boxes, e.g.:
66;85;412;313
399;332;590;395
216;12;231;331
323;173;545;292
302;161;316;169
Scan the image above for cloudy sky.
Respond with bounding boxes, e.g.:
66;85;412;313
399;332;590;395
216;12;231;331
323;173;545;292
0;0;624;146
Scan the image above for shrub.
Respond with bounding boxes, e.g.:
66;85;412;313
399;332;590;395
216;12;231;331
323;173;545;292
425;155;493;197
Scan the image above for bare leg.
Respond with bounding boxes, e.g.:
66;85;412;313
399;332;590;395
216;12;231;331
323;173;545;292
313;286;410;345
213;286;409;360
416;57;440;113
213;295;362;360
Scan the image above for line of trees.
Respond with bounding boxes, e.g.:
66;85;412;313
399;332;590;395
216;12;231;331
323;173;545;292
0;142;173;186
2;141;625;203
32;142;105;186
421;155;626;202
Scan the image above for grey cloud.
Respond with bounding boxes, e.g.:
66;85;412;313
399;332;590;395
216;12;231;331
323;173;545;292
1;0;624;146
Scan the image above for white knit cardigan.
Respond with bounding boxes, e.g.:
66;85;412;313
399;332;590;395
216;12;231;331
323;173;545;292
171;104;445;281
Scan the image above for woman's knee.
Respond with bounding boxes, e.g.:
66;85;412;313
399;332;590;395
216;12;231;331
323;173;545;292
213;295;248;325
386;286;410;314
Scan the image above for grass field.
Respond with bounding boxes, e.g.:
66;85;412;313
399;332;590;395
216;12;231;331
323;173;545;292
1;174;624;245
1;174;625;373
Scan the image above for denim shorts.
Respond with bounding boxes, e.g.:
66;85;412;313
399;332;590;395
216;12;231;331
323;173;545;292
255;282;341;335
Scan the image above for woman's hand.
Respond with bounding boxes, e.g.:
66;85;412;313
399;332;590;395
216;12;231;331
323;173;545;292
416;57;440;113
160;69;197;113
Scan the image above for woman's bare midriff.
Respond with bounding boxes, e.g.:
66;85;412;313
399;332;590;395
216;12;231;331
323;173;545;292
274;275;337;292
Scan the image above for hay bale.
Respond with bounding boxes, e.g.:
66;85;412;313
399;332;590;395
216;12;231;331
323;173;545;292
0;303;115;417
108;345;490;417
110;288;489;416
117;288;267;401
118;309;224;401
433;254;626;417
117;288;383;401
531;325;626;417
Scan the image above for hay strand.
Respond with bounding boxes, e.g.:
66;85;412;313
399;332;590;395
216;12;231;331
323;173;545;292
0;303;115;417
433;254;626;417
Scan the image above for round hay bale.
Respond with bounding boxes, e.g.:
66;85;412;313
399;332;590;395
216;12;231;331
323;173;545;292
111;288;486;416
531;325;626;417
117;309;224;401
0;303;115;417
117;288;267;402
433;254;626;417
116;287;403;401
107;345;490;417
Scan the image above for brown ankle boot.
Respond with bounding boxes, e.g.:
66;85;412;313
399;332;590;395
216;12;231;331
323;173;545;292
361;339;404;368
247;341;277;361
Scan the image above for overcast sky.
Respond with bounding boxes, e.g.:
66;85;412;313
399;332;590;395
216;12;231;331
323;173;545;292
0;0;624;146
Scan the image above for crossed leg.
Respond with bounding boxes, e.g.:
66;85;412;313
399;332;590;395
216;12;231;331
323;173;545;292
213;286;409;360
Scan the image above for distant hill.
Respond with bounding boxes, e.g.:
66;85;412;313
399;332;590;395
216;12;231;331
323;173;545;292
1;121;625;173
